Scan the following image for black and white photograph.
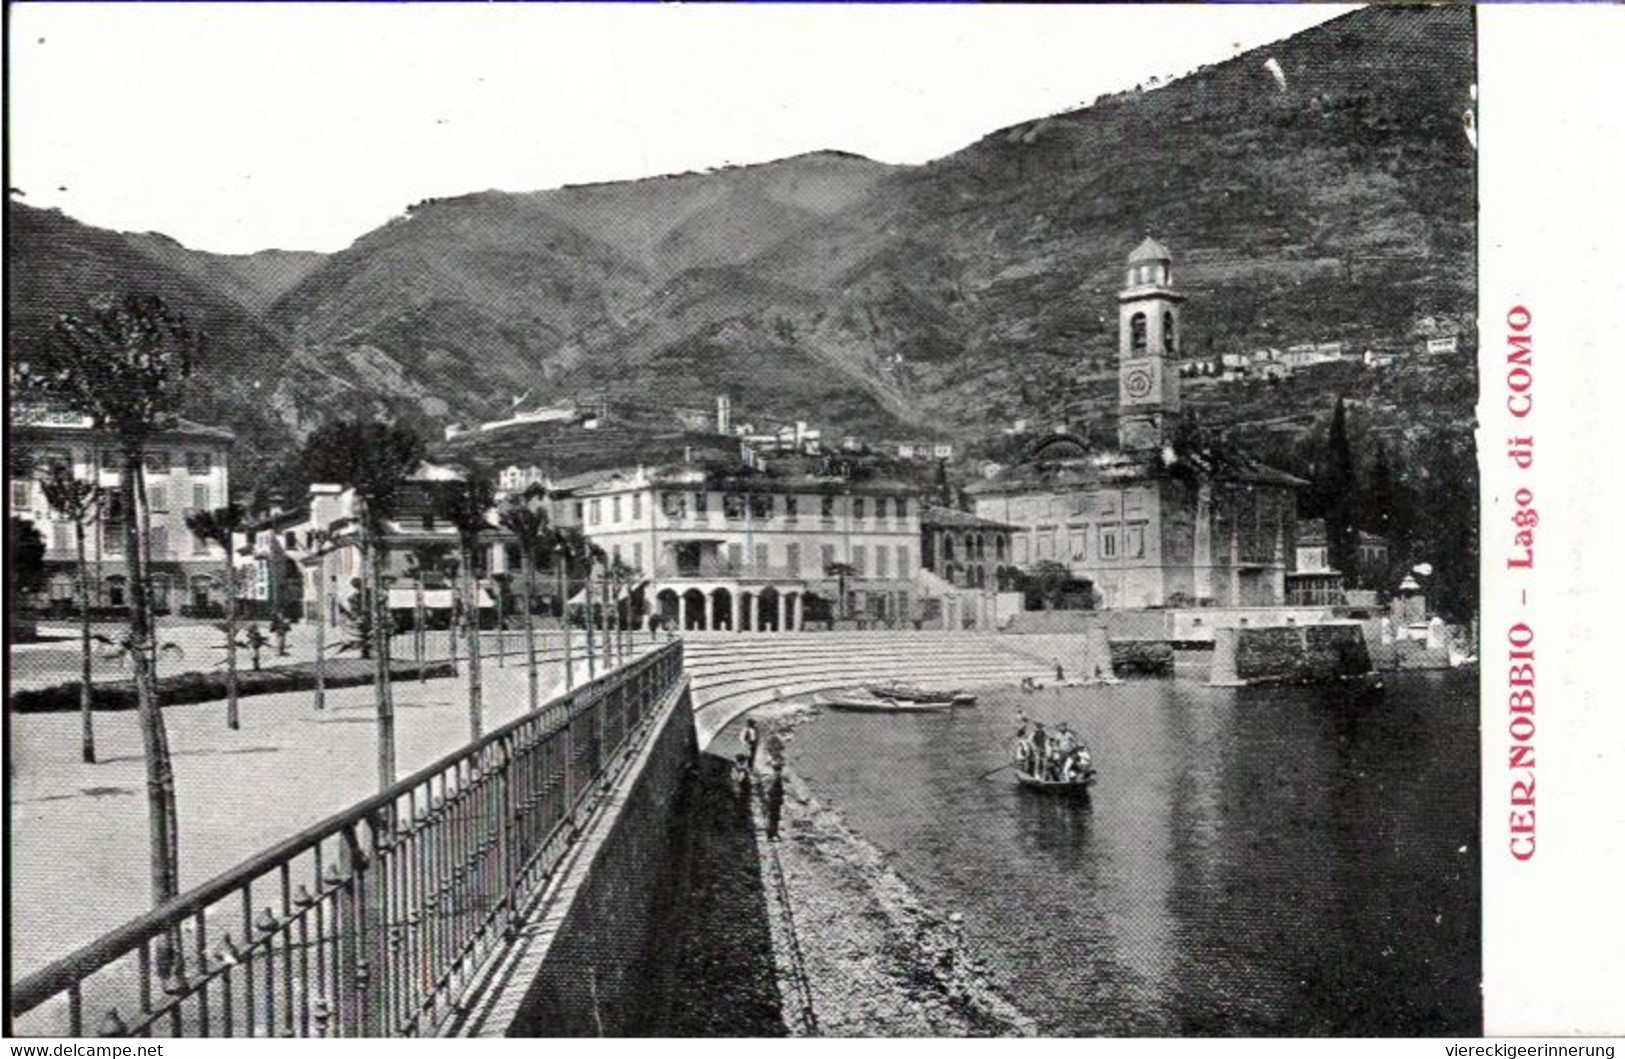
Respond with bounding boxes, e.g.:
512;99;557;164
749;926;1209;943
3;1;1621;1044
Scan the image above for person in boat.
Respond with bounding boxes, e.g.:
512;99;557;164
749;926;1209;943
1056;723;1078;755
1029;722;1049;774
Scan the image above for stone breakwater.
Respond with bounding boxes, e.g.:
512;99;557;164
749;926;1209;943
752;703;1036;1037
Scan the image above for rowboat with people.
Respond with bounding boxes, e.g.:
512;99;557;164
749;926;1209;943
1011;716;1096;793
815;689;953;713
864;681;977;706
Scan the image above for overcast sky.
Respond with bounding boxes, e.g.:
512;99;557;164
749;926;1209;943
9;3;1351;255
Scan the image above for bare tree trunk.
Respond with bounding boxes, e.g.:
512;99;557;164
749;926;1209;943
557;560;573;691
221;544;240;730
600;574;612;670
495;582;506;668
123;453;180;919
75;518;96;763
415;578;427;685
314;558;327;711
585;567;597;680
462;537;483;740
363;514;395;791
522;552;539;712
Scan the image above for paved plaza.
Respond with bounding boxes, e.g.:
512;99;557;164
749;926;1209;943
7;635;636;978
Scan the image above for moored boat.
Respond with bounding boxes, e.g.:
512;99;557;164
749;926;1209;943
816;690;952;713
865;682;976;706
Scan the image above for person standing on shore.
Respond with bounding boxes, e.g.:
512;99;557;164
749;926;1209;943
741;718;760;769
765;764;786;841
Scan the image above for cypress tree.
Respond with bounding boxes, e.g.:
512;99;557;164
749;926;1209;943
1323;397;1359;583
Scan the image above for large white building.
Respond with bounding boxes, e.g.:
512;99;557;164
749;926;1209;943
552;464;923;631
10;408;236;615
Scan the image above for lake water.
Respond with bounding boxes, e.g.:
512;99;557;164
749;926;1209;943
783;671;1480;1035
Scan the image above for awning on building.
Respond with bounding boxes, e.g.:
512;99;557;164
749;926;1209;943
387;587;495;609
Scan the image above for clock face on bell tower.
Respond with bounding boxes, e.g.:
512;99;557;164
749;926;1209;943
1120;358;1161;405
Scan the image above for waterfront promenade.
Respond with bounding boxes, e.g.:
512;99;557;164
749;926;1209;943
8;636;628;980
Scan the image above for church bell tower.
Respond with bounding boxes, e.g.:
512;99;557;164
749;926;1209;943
1116;236;1184;451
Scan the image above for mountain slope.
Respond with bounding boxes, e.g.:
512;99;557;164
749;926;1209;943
8;5;1475;485
121;233;327;314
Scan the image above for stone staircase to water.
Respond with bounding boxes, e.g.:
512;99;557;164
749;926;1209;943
682;632;1066;747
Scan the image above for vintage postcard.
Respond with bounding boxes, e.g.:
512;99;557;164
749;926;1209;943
3;1;1620;1047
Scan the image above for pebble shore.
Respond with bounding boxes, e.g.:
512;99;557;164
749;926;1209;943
743;703;1035;1037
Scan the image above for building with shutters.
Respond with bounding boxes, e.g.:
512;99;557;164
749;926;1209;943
550;462;922;631
9;408;235;615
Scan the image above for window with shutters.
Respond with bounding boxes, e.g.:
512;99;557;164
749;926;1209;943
611;496;622;523
853;498;866;521
785;543;800;576
187;451;212;474
896;545;911;575
631;493;642;520
52;522;73;553
1127;523;1147;559
143;450;169;475
11;481;32;508
820;544;836;572
754;543;768;571
147;485;168;514
875;547;889;579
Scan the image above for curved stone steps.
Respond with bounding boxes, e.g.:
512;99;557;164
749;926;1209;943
680;634;1051;747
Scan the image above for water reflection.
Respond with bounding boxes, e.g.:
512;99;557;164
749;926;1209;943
785;671;1479;1035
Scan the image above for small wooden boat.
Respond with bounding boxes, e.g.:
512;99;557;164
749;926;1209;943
815;690;951;713
1015;767;1096;794
865;682;977;706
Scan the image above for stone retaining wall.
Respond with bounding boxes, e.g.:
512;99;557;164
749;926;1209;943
473;681;698;1036
1230;623;1372;684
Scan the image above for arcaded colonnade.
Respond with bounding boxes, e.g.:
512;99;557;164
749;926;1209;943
651;584;815;632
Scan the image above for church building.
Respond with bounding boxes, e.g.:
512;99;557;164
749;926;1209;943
967;238;1304;609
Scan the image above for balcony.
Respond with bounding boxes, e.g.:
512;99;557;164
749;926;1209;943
654;559;808;583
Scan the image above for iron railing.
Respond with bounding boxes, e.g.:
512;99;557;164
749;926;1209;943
9;640;686;1038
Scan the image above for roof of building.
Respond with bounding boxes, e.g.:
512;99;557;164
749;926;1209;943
1128;235;1172;263
964;441;1306;497
920;504;1021;533
12;412;235;443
